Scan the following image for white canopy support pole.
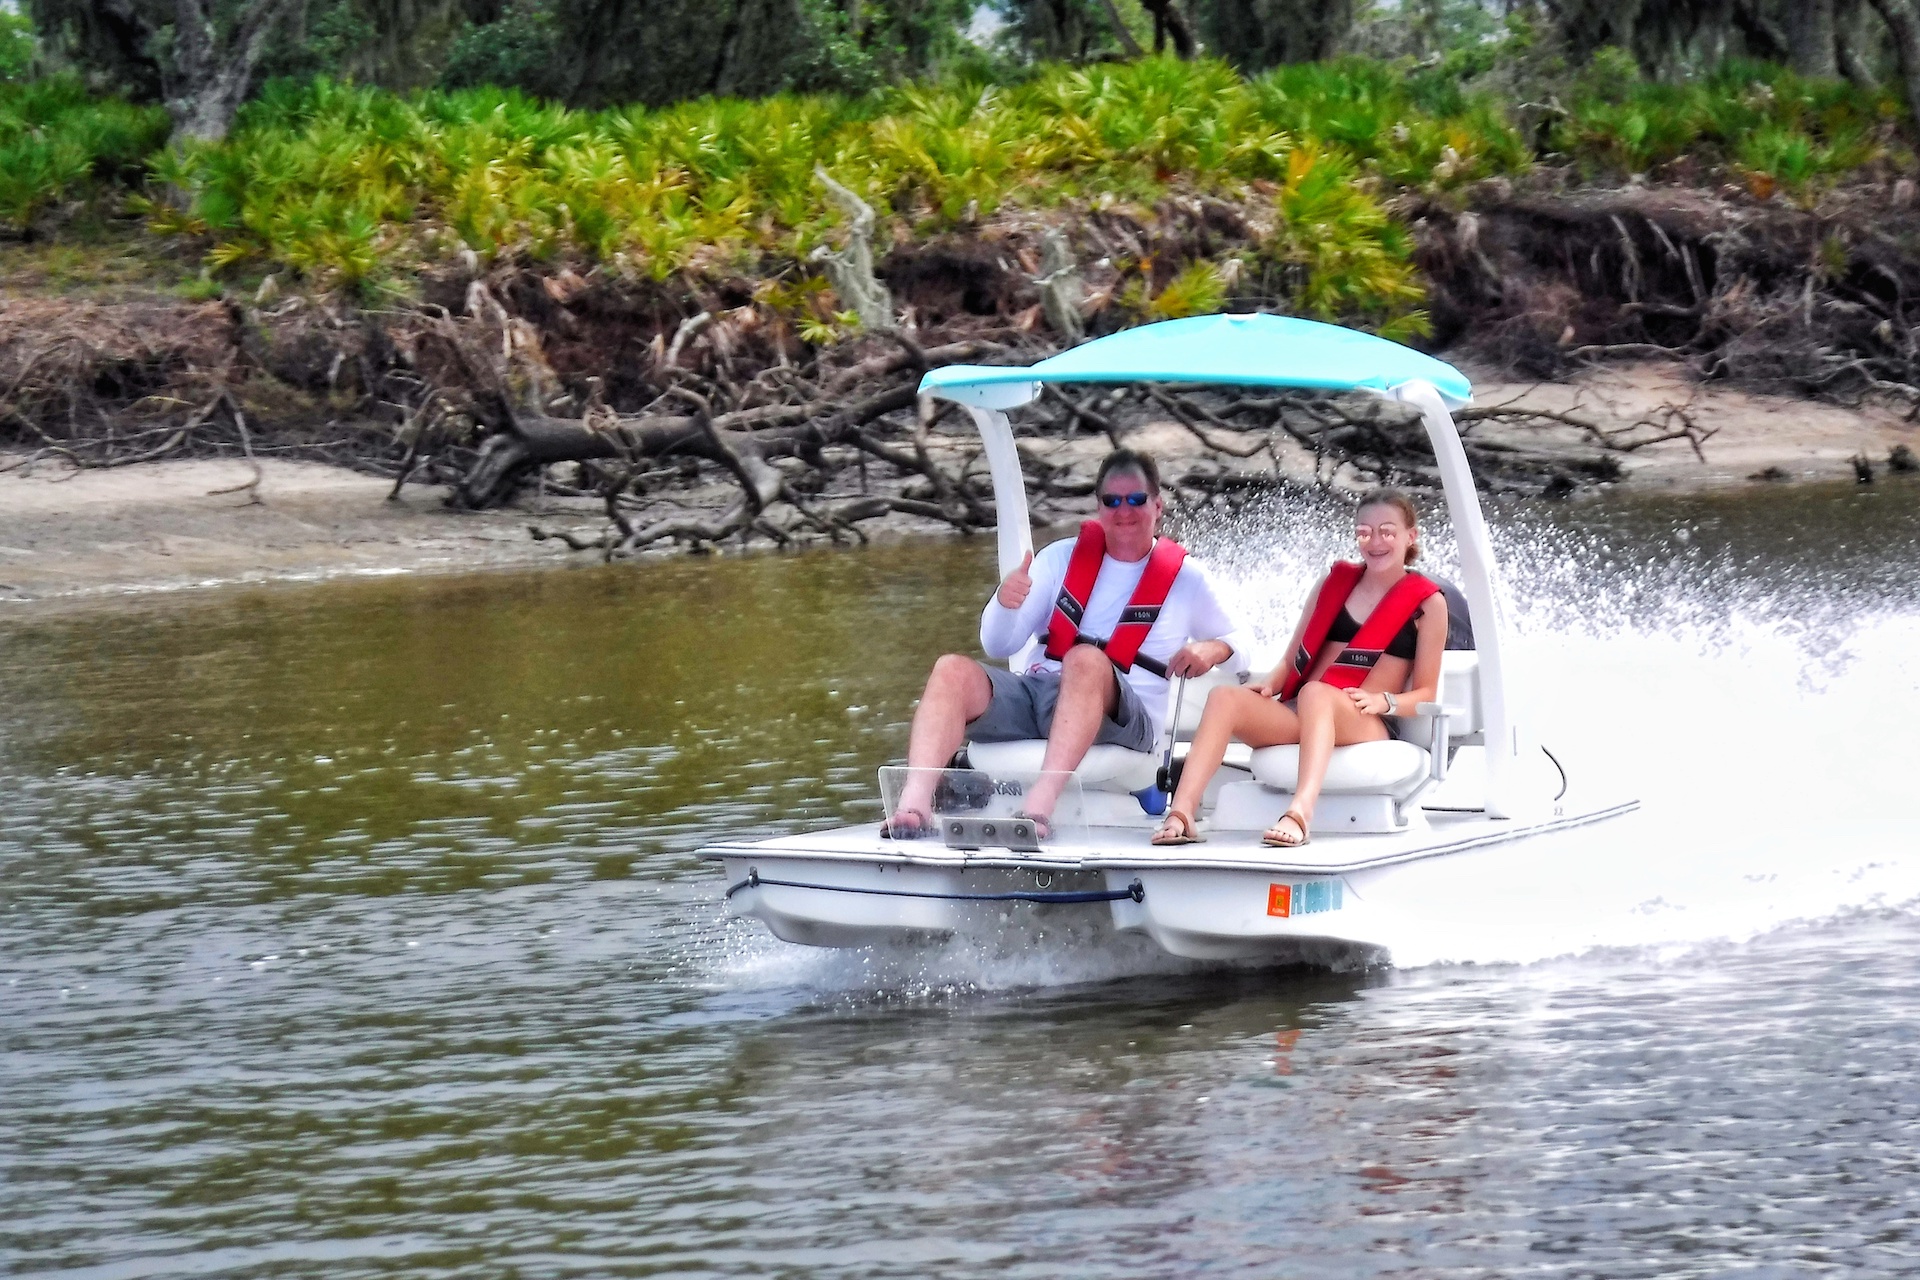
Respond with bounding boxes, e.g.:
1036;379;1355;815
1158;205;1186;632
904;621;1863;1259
959;401;1042;673
963;403;1033;576
1389;380;1525;819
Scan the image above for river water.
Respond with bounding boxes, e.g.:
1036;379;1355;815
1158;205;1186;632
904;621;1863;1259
4;482;1920;1277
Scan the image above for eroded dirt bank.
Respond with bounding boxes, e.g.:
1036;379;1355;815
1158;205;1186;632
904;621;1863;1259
10;179;1920;599
4;360;1913;604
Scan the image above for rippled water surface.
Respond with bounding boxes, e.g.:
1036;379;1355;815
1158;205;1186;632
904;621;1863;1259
5;483;1920;1278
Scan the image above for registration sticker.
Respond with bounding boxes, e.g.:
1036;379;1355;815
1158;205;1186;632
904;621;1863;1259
1267;880;1342;918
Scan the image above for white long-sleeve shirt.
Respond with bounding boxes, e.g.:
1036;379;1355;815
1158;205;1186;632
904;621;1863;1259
980;535;1252;736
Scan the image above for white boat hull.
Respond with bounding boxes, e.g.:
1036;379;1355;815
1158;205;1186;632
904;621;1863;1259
706;798;1638;962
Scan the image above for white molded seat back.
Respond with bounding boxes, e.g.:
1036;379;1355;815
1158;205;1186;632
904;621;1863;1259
1437;650;1481;735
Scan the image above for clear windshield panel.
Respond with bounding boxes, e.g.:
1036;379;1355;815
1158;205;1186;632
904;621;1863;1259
878;765;1090;851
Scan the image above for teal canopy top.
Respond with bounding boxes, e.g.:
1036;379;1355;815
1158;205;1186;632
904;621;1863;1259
917;313;1472;410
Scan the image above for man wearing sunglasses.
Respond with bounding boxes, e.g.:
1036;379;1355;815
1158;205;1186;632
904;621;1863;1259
887;448;1249;838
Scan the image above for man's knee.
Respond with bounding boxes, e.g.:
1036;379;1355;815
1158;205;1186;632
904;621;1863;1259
1058;643;1112;682
1057;645;1118;704
928;652;981;692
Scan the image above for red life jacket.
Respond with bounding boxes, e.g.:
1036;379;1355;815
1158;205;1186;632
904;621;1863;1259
1278;561;1439;700
1042;521;1188;678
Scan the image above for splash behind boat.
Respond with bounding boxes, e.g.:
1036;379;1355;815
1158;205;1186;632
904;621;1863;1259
700;314;1638;962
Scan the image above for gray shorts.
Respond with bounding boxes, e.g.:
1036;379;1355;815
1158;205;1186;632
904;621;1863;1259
970;662;1157;754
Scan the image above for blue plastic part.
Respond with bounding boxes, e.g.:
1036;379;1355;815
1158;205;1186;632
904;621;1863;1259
918;312;1472;410
1134;786;1169;816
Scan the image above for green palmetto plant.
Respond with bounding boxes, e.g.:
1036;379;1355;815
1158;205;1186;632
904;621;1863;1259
0;76;169;232
1553;55;1901;186
1125;260;1229;320
137;58;1509;327
1267;144;1427;341
117;52;1896;330
0;136;91;230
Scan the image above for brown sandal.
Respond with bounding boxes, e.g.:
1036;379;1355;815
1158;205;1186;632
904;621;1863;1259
1150;809;1208;846
1261;809;1311;848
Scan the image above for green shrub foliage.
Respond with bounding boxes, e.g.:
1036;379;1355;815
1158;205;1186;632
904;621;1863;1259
1554;55;1900;201
0;76;170;231
145;57;1526;331
4;47;1909;334
0;9;37;82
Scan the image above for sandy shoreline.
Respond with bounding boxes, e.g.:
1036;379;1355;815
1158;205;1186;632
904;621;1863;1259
3;363;1916;605
1465;361;1920;487
0;458;611;605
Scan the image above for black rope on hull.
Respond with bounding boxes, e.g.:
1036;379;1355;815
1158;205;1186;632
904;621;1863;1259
725;869;1145;905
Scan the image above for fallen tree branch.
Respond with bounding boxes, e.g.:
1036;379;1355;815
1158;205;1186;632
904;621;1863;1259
1458;402;1718;457
1148;387;1274;459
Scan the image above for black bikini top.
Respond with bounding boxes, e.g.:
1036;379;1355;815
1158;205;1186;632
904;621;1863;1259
1325;603;1420;660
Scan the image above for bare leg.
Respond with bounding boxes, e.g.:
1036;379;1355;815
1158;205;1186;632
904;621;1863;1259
895;654;994;821
1025;645;1121;820
1289;681;1390;829
1164;686;1301;825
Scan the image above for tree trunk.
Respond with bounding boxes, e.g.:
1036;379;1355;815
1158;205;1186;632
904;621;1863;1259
164;0;299;141
449;339;994;509
453;412;702;508
1788;0;1840;77
1094;0;1145;57
1868;0;1920;138
1139;0;1195;56
1729;0;1792;63
810;166;895;333
1836;0;1880;87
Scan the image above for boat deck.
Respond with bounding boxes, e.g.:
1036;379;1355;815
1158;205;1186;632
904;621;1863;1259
699;797;1639;878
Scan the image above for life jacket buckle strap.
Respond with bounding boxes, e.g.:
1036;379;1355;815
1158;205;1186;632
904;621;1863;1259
1043;521;1188;675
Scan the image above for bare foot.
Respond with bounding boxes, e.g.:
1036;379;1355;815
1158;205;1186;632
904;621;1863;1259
1013;811;1054;841
882;807;932;839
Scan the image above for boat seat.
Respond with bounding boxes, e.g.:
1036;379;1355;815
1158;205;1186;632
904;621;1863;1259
1247;651;1483;803
965;666;1244;795
1248;740;1430;799
965;740;1159;792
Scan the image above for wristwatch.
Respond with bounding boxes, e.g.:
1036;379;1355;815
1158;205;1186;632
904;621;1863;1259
1382;691;1398;716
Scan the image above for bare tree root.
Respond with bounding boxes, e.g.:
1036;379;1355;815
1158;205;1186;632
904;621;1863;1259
1416;183;1920;410
1459;399;1718;461
17;186;1836;553
203;396;265;503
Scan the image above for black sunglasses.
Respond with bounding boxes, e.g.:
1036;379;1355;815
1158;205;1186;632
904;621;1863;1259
1099;492;1152;508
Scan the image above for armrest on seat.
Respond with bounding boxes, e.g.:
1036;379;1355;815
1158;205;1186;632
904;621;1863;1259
1411;703;1451;784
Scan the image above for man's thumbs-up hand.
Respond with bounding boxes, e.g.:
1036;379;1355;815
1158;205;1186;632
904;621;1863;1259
997;550;1034;609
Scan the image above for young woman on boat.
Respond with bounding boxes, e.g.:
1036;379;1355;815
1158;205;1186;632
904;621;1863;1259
1150;489;1449;848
